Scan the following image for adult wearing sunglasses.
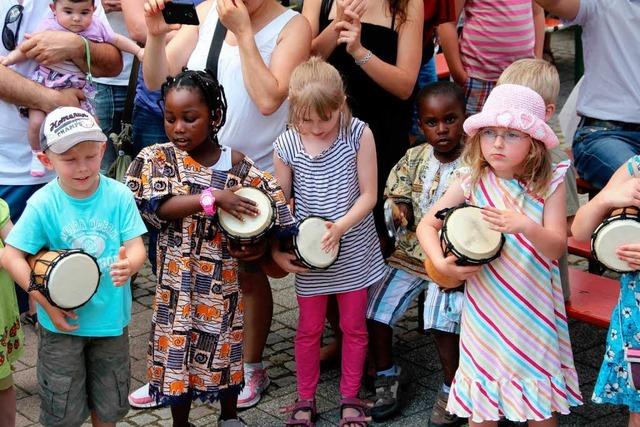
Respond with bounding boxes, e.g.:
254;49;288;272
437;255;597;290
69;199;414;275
0;1;122;328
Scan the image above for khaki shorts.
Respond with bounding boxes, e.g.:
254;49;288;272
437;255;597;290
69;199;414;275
37;327;130;427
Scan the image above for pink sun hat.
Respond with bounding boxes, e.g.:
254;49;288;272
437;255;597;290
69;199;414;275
463;84;559;149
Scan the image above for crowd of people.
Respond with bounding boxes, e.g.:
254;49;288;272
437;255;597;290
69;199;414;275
0;0;639;427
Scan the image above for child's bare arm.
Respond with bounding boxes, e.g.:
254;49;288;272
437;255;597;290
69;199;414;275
111;34;144;60
273;153;293;201
335;127;377;230
532;1;545;58
110;236;147;286
526;183;567;259
572;164;640;241
0;49;29;66
3;245;79;331
437;0;466;86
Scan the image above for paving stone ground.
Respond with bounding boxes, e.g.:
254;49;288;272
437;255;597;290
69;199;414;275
15;29;627;426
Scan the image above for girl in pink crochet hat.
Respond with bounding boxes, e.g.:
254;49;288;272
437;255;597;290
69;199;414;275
417;83;582;425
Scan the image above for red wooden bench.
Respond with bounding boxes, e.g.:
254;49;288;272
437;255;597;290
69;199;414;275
565;267;618;328
567;236;592;259
436;53;450;80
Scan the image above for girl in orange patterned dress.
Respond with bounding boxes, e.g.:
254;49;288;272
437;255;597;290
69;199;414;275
125;69;295;426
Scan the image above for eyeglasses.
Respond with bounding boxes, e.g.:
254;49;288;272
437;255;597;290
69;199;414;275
2;4;24;52
479;128;530;144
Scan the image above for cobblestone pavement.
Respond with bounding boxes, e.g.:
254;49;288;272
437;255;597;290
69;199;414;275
15;30;627;426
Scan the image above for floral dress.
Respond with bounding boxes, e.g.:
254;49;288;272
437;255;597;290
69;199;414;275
0;199;23;382
592;273;640;411
125;143;295;404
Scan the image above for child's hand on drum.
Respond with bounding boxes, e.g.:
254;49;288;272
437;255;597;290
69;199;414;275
271;247;309;273
617;243;640;271
436;255;482;281
46;305;79;332
322;222;344;254
482;207;533;234
110;246;133;286
602;177;640;209
216;188;260;221
394;202;411;228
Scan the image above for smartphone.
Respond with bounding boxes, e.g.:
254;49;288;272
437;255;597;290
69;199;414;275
162;1;200;26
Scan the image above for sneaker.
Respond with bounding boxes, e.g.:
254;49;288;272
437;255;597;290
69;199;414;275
128;383;162;409
237;367;270;409
30;152;45;177
428;390;466;427
370;367;402;421
218;417;248;427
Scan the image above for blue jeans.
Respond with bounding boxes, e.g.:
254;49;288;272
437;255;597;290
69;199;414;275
132;103;167;156
572;124;640;189
411;57;437;137
131;103;167;274
94;83;128;174
0;183;45;313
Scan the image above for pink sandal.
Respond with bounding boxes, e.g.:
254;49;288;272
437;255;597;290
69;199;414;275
339;397;372;427
281;399;317;427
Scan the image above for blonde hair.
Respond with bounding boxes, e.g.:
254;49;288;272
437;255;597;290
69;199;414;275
463;133;552;197
288;57;351;136
497;59;560;105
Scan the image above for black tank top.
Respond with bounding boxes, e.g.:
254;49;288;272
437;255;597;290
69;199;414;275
320;0;413;228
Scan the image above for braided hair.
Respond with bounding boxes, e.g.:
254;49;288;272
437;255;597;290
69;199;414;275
160;68;227;146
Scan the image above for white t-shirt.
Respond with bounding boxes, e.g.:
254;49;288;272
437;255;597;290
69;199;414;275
0;1;107;185
566;0;640;123
186;6;297;172
94;11;134;87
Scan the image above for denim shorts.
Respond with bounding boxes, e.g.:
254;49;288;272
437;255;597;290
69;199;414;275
37;327;130;427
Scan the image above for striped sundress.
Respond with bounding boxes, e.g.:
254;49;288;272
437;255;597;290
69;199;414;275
273;117;387;296
447;160;582;422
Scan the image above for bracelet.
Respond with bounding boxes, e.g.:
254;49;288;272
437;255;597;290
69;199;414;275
355;50;372;66
80;36;93;85
199;188;216;216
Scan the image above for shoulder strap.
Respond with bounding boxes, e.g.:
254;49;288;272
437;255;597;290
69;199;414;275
206;20;228;78
122;56;140;124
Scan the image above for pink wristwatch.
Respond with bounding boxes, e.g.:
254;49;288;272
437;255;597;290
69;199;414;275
199;188;216;216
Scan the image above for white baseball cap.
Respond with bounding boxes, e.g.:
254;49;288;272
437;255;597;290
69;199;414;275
41;107;107;154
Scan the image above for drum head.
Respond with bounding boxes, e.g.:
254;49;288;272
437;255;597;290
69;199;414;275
48;252;100;309
218;187;275;239
295;217;338;269
446;206;502;261
593;219;640;272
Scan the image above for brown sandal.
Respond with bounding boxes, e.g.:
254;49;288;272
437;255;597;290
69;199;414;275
339;397;372;427
280;399;317;427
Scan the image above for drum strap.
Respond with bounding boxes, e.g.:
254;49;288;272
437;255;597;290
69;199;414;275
206;19;228;78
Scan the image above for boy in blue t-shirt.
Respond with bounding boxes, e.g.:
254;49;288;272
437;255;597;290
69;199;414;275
3;107;147;427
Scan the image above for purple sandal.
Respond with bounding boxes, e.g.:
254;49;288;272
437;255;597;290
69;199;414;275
339;397;372;427
281;399;317;427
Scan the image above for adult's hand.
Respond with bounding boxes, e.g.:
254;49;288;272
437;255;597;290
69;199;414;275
102;0;123;13
144;0;182;37
216;0;252;38
45;88;85;112
336;0;367;23
20;31;83;67
335;10;364;57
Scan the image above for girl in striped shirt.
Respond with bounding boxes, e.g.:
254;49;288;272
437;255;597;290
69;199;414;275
417;84;581;425
272;57;386;427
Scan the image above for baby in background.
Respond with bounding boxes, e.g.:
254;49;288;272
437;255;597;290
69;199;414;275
0;0;143;178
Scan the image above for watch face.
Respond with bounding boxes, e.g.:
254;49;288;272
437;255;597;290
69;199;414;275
202;195;213;205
